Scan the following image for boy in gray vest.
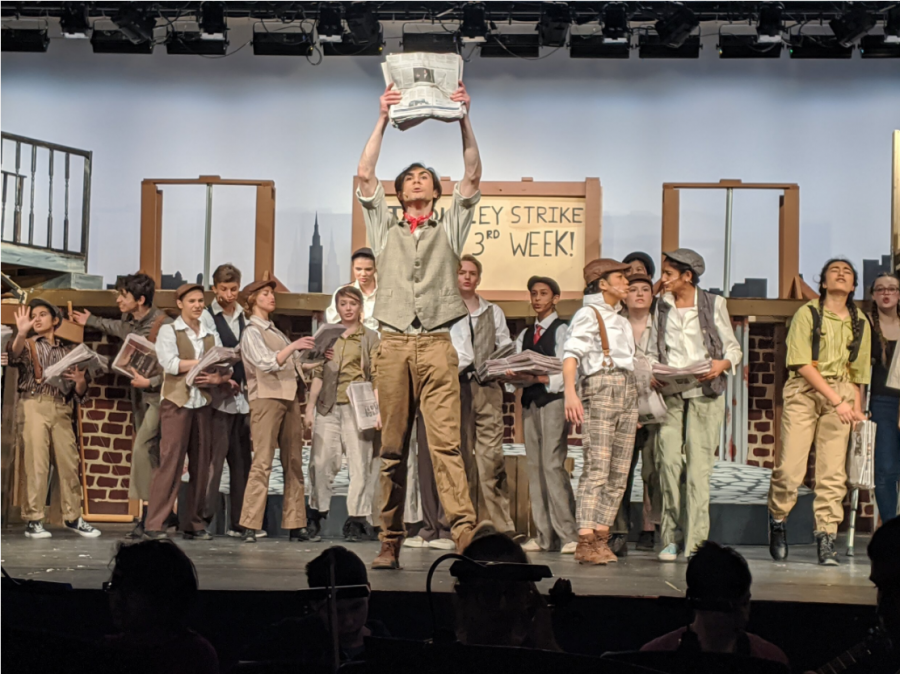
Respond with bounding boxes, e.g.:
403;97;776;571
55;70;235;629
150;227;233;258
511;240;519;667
356;80;484;569
650;249;742;562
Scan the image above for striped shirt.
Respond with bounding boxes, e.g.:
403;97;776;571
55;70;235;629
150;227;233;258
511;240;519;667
10;336;86;402
786;300;871;384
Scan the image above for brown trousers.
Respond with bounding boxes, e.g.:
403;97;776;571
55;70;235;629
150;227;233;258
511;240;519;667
415;411;452;542
376;332;477;544
147;401;212;532
128;390;161;501
768;378;856;535
18;395;83;522
240;397;307;532
460;378;515;532
203;410;252;531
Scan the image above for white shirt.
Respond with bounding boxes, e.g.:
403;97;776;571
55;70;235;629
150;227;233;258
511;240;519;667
156;316;223;409
450;296;513;374
324;280;379;332
650;288;743;399
200;299;250;415
507;311;568;394
563;293;635;378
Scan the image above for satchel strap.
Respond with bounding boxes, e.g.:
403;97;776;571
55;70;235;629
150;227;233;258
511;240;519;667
147;312;168;344
26;337;43;383
588;306;615;369
808;305;822;369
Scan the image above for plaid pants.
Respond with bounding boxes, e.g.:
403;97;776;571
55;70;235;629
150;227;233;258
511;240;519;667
576;370;639;530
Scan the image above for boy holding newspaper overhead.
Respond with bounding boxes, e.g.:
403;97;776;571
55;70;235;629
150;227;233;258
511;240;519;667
305;285;382;542
9;299;100;539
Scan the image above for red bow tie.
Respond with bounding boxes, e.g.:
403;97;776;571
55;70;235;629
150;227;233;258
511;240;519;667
404;211;433;234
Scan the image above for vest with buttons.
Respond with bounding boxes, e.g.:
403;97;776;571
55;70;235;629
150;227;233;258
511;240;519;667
471;305;496;368
208;306;246;386
316;326;380;416
521;318;568;409
242;322;301;402
374;220;467;331
161;330;215;408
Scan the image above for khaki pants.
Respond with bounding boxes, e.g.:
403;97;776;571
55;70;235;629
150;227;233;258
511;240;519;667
203;410;252;531
523;398;577;550
128;390;161;502
17;395;83;522
375;332;476;545
309;403;378;519
460;378;515;533
240;397;307;531
147;401;212;532
768;377;855;535
657;394;724;553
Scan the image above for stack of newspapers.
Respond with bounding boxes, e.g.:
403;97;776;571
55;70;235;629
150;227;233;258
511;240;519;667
42;343;108;392
186;346;240;387
382;52;466;131
477;351;563;383
651;361;712;396
112;333;160;380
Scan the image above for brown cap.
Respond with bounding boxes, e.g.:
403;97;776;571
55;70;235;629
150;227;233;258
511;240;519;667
583;259;631;286
174;283;205;302
627;273;653;287
240;279;277;297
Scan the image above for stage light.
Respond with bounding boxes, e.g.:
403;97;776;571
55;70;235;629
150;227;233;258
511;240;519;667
829;7;875;48
757;3;783;41
252;29;314;56
91;29;154;54
317;4;343;43
569;34;629;59
602;3;629;41
60;3;90;39
480;34;540;58
199;2;226;39
886;6;900;39
717;34;782;59
859;35;900;58
787;36;852;59
460;3;488;43
167;30;228;55
654;4;698;48
112;6;156;44
402;30;459;54
638;33;699;58
1;27;50;52
538;3;571;48
346;6;379;46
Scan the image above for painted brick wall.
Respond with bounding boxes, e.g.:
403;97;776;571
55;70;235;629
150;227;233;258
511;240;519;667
747;324;778;470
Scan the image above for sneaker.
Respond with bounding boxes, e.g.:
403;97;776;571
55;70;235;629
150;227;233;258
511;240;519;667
769;514;788;561
359;520;378;541
522;538;543;553
636;531;655;551
256;530;268;538
403;535;428;548
65;517;101;538
290;527;320;542
225;529;243;538
242;529;257;543
142;530;167;541
25;521;52;539
183;530;213;541
658;543;679;562
816;532;839;566
560;541;578;554
124;521;145;540
428;538;455;550
608;534;628;557
307;508;326;540
163;511;179;530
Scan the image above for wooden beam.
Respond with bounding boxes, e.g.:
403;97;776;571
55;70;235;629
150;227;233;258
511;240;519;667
146;178;275;187
663;181;799;190
255;183;276;282
661;186;680;254
893;130;900;274
778;187;800;300
139;181;163;286
585;177;602;259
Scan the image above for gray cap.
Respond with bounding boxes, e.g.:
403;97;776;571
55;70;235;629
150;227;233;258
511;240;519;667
663;248;705;277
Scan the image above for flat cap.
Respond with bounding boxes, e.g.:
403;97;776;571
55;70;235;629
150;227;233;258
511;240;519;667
174;283;205;302
627;273;654;287
583;259;631;286
663;248;705;277
622;251;656;279
351;247;375;262
527;275;561;297
28;298;61;321
240;278;277;296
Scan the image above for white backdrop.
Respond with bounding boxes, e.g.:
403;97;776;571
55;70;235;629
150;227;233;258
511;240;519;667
2;21;898;295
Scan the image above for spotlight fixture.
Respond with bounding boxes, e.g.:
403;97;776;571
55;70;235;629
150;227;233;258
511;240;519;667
167;31;228;55
1;27;50;52
59;3;90;39
569;34;629;59
112;6;156;44
654;4;698;49
717;34;782;58
317;4;343;43
345;6;380;47
887;6;900;39
787;36;852;59
480;33;540;58
460;3;488;43
91;29;154;54
402;30;459;54
252;29;314;56
829;7;875;48
199;2;226;38
602;3;629;41
757;2;783;42
859;35;900;58
322;26;383;56
638;34;699;58
537;3;571;48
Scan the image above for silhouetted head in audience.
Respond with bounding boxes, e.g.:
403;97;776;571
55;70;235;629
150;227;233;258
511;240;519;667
107;540;198;633
307;547;370;650
685;541;752;635
869;517;900;642
454;532;557;650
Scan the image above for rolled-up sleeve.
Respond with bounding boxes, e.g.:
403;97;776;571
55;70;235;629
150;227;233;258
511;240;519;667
504;331;526;394
241;326;286;374
155;324;181;376
714;297;743;374
547;323;569;394
785;306;813;370
562;308;595;366
443;185;481;256
356;183;392;257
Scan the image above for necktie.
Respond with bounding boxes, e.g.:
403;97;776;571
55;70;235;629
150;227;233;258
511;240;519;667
403;211;434;234
533;325;543;345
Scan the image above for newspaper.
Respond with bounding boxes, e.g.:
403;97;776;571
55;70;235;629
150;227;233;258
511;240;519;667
112;333;161;380
651;361;712;397
186;346;240;388
1;325;12;367
299;323;348;363
347;381;380;431
381;52;466;130
634;357;667;424
477;351;563;383
42;343;108;393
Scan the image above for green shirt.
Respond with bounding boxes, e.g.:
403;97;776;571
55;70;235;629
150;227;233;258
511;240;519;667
311;325;377;405
786;300;871;385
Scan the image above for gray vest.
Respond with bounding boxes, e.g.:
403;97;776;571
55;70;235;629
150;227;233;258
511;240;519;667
316;327;379;416
471;305;496;368
656;288;726;397
374;220;467;331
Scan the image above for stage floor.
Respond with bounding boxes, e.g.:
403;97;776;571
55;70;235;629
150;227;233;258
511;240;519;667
0;524;876;606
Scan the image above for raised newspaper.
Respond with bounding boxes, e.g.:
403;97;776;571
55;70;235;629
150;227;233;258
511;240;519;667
347;381;380;431
382;52;466;130
112;333;160;380
299;323;348;363
186;346;240;388
651;361;712;397
42;343;108;393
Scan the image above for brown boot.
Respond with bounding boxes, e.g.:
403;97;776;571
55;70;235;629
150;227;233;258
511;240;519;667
372;539;402;570
574;533;606;565
594;533;618;564
456;520;498;553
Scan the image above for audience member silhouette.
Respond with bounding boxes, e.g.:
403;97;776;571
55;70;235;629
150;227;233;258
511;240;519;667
865;517;900;673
